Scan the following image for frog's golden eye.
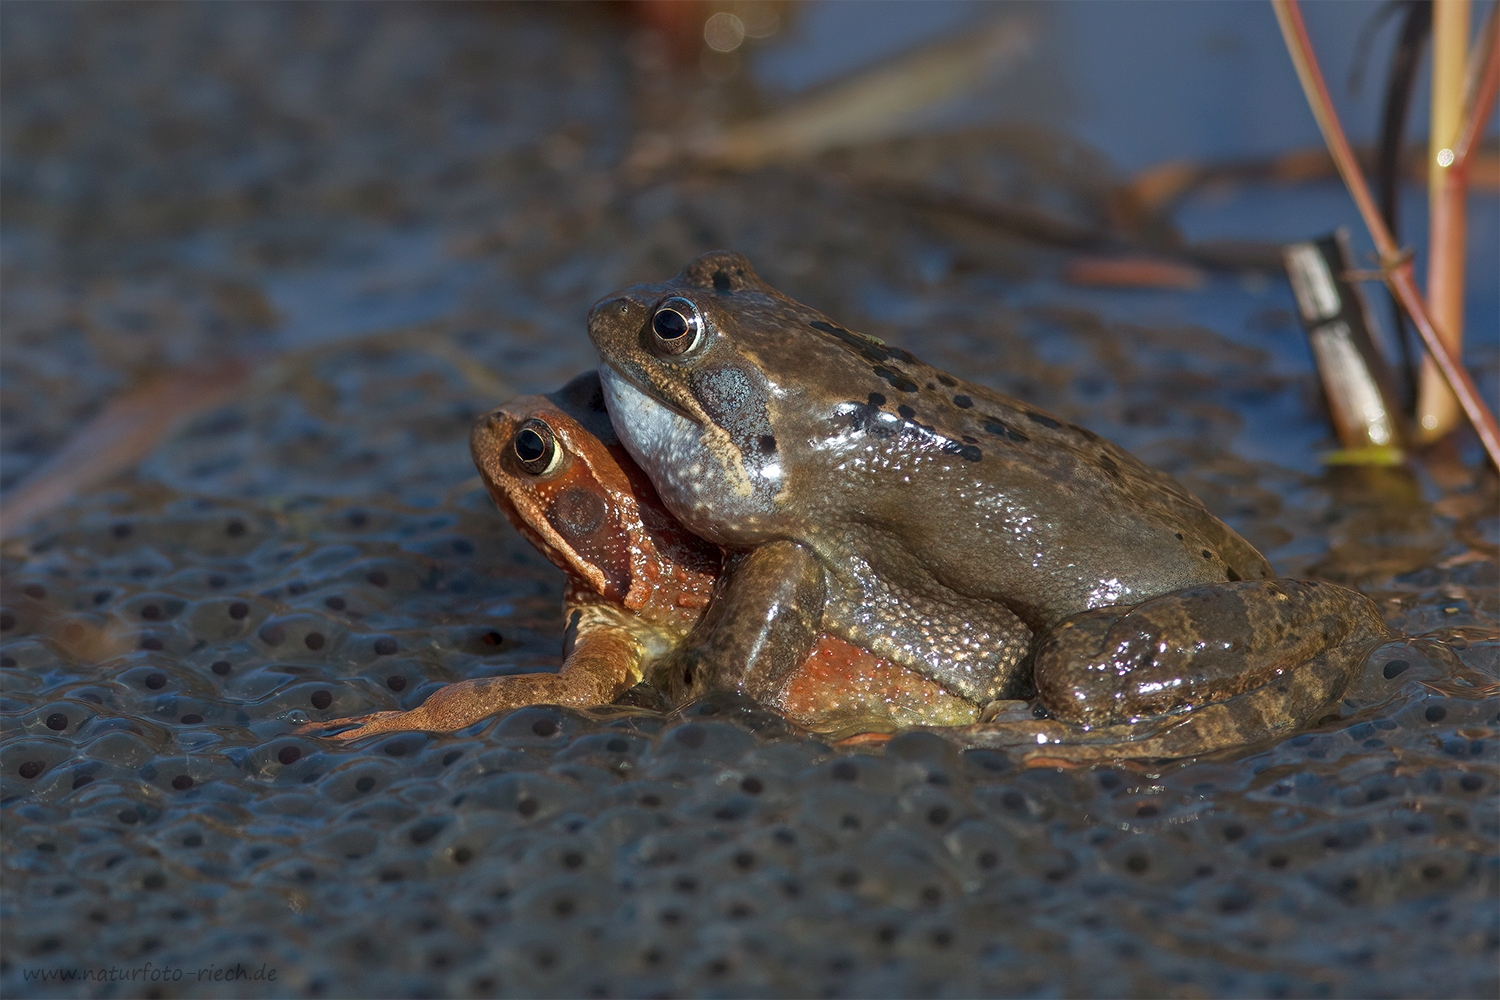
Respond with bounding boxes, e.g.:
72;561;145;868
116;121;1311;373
649;296;704;357
512;419;564;476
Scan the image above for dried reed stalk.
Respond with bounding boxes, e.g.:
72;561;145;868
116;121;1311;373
1415;0;1472;440
1271;0;1500;469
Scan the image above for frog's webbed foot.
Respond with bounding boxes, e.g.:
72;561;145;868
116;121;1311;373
297;619;648;740
293;673;591;740
1032;578;1390;729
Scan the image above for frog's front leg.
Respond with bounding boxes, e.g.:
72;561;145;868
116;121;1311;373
654;539;826;706
1032;578;1391;727
299;598;653;740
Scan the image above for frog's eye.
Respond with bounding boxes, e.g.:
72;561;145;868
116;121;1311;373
512;419;564;476
649;296;704;357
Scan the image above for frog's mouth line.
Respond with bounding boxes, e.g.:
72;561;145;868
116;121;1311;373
597;361;701;426
598;363;758;502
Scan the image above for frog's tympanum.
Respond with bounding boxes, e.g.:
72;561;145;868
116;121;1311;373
589;251;1390;748
305;373;978;741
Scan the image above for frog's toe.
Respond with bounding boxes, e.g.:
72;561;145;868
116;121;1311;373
295;710;412;741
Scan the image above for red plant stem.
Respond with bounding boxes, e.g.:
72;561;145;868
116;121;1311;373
1453;13;1498;175
1272;0;1500;468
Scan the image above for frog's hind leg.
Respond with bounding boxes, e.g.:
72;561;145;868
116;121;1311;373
1031;578;1391;729
942;628;1385;762
298;609;649;741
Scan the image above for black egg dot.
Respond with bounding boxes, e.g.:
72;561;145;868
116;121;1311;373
182;833;202;847
453;846;473;865
18;760;44;779
45;713;68;731
1126;854;1149;873
562;851;584;870
606;738;629;753
1425;705;1448;723
1201;550;1213;560
386;675;406;692
921;887;943;905
225;519;246;537
952;394;972;408
0;613;13;631
311;690;332;710
640;794;661;808
140;637;164;651
325;596;346;610
1460;774;1482;792
304;632;325;651
277;746;302;766
517;798;538;817
1382;659;1410;679
481;631;503;646
1137;803;1159;817
180;714;203;724
367;570;389;587
207;576;225;589
1;657;15;668
374;637;397;656
144;673;166;690
741;776;763;795
1223;824;1246;842
355;776;376;793
227;602;249;620
977;851;998;870
532;718;559;737
172;775;193;790
211;660;231;676
141;604;162;620
118;809;139;824
832;761;857;781
927;806;950;826
112;523;133;538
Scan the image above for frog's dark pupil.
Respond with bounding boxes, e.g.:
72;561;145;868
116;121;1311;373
515;428;547;462
653;308;689;340
513;421;557;475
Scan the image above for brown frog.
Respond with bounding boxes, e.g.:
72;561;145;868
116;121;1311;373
303;374;977;740
588;251;1390;739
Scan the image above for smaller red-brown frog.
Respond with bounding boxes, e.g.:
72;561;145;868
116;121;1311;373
303;374;977;740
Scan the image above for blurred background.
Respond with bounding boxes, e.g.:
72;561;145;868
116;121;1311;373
1;5;1496;998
